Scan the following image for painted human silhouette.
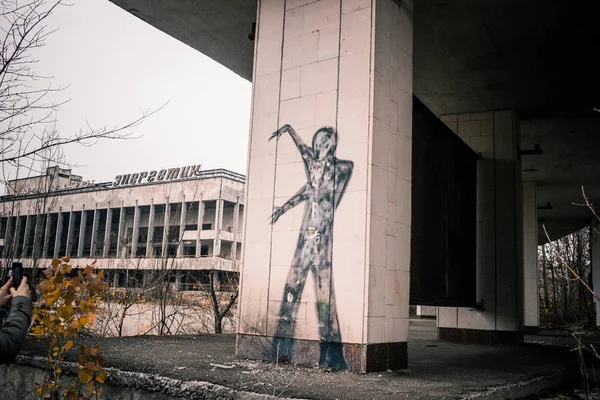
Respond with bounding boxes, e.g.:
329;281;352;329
269;124;353;369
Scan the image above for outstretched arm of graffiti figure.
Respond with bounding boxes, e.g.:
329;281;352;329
270;183;310;224
334;160;354;209
269;124;314;163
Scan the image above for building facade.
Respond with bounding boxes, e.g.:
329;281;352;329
0;166;245;290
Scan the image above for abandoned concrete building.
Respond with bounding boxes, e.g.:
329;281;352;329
0;166;245;290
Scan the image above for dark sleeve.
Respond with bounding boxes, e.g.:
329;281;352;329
0;296;33;364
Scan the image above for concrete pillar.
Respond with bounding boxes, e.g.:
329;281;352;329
232;197;240;259
77;207;87;259
196;196;204;257
12;214;23;258
523;182;539;333
2;216;13;258
43;212;52;258
162;197;170;257
438;110;524;344
116;203;125;258
237;0;413;372
90;206;99;257
21;214;31;258
32;213;43;259
592;219;600;326
103;206;112;258
131;201;140;259
213;197;223;257
146;200;155;257
175;271;183;291
65;207;75;257
177;196;186;257
212;270;221;292
54;209;63;258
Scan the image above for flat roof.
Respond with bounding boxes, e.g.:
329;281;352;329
0;168;246;204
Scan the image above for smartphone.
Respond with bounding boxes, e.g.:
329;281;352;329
11;262;23;288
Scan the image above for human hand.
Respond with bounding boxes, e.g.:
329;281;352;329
0;278;12;307
269;124;291;141
9;276;30;300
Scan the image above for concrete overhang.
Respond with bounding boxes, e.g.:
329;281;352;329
108;0;600;244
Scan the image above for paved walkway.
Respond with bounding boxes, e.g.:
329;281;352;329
18;319;580;400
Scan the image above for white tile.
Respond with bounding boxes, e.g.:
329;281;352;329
314;90;337;127
282;32;319;70
280;67;301;100
388;167;397;203
395;134;411;182
247;155;276;200
458;120;482;138
390;317;409;342
396;177;411;225
373;72;390;124
258;0;285;39
340;7;372;56
393;48;412;94
396;92;412;138
279;95;316;129
276;129;301;164
337;95;370;142
395;223;411;272
256;34;283;76
333;191;367;241
284;6;304;40
370;165;389;219
393;0;413;56
271;196;295;232
250;113;279;157
371;118;390;169
270;230;302;267
286;0;318;10
366;316;386;343
367;265;387;316
303;0;340;34
336;141;368;192
318;27;340;61
342;0;370;14
339;51;371;99
253;72;281;117
244;197;275;244
300;58;338;96
369;215;387;267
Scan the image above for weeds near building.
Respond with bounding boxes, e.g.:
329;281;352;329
31;257;107;399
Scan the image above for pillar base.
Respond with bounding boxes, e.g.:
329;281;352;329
438;328;523;345
236;334;407;373
524;326;540;335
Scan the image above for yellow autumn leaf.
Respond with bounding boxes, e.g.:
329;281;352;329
78;367;93;384
64;340;73;351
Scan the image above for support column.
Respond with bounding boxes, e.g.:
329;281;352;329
116;203;125;258
103;206;112;258
77;207;87;259
146;200;155;257
2;216;13;258
54;209;63;259
232;197;240;260
65;207;75;257
43;212;52;258
12;214;23;258
21;214;31;258
177;196;186;257
131;201;140;259
438;110;524;344
90;206;99;257
523;182;539;334
196;196;204;257
213;197;223;257
162;197;170;257
236;0;413;373
32;213;43;259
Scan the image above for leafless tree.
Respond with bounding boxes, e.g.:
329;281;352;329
0;0;161;173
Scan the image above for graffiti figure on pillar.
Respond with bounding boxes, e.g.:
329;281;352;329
269;124;353;370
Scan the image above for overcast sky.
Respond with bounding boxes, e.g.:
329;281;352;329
32;0;252;183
